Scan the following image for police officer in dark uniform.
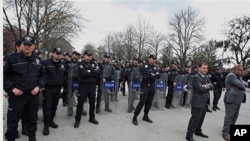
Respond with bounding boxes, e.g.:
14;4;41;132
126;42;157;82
122;61;130;96
165;60;180;108
210;67;224;111
42;47;66;135
74;50;100;128
4;35;46;141
95;59;104;113
132;54;160;126
61;52;70;107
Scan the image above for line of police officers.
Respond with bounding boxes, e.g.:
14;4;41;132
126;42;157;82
4;35;222;141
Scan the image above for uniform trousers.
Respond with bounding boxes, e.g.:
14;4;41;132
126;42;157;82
5;91;39;140
213;88;222;108
43;86;61;124
134;84;155;116
75;84;96;121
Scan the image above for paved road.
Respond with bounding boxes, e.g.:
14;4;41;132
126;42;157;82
2;89;250;141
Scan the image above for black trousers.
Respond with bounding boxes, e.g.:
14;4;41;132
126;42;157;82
5;92;39;140
165;85;174;106
43;86;61;125
61;82;68;104
75;84;96;121
213;87;222;108
134;84;155;116
96;82;102;107
122;76;130;95
186;106;207;138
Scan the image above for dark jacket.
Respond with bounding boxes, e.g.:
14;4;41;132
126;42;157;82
4;52;46;92
78;61;100;85
141;62;161;85
43;58;66;86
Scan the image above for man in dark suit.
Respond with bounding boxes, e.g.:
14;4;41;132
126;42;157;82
222;65;246;141
186;62;214;141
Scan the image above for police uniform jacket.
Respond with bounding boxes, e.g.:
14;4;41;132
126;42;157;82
129;64;141;82
102;62;115;81
43;58;66;86
141;62;160;86
78;61;100;85
4;52;46;92
167;68;179;86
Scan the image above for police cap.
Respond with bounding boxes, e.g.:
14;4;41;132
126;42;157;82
34;49;42;55
53;47;62;54
104;54;111;58
15;40;22;46
148;54;157;60
83;50;92;56
171;60;178;65
21;35;35;45
72;51;81;56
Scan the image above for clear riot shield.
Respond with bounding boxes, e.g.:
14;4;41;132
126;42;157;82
172;74;188;108
102;81;117;112
153;72;168;109
112;70;121;102
184;75;194;107
128;71;141;113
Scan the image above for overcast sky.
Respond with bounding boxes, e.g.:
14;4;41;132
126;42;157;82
71;0;249;52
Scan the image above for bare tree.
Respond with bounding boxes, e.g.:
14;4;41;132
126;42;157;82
3;0;86;52
223;15;250;67
167;7;205;66
147;28;166;58
192;40;218;71
134;16;152;59
122;25;137;60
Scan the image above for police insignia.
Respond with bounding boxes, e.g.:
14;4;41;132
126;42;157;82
145;65;148;68
92;64;95;67
36;59;40;64
79;65;83;68
61;65;64;69
154;67;156;70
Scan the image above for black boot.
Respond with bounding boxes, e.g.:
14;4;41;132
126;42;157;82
43;124;49;135
74;121;80;128
29;136;37;141
49;121;58;128
143;112;153;123
132;115;138;126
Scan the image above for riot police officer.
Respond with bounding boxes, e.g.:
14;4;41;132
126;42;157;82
42;47;66;135
132;54;160;126
165;60;180;108
74;50;100;128
128;57;141;113
102;54;115;112
4;35;46;141
66;51;80;116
